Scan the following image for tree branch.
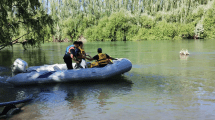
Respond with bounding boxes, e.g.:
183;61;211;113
0;32;32;51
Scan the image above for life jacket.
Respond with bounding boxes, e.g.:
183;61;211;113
90;53;112;68
78;46;86;58
65;45;75;54
90;61;99;68
97;53;109;65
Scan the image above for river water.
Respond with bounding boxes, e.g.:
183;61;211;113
0;40;215;120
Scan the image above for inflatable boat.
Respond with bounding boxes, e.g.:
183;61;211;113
6;58;132;86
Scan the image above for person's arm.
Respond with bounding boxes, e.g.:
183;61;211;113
83;54;92;60
86;55;98;61
86;57;95;61
71;54;79;63
76;55;85;59
86;54;91;58
70;49;79;63
76;53;91;59
111;57;118;60
72;57;79;63
106;54;117;60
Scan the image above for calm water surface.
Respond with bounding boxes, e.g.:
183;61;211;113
0;40;215;120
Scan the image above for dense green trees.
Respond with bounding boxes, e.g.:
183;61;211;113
0;0;53;50
1;0;215;50
203;1;215;39
51;0;215;41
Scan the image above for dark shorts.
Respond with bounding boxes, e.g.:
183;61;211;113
63;55;73;69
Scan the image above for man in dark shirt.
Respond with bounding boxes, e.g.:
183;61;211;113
63;41;80;69
86;48;116;67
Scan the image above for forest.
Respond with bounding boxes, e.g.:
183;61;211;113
1;0;215;50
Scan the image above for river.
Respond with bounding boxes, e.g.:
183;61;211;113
0;40;215;120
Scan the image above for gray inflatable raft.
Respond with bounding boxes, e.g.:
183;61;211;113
6;58;132;86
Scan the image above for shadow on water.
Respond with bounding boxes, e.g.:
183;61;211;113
1;75;133;119
0;75;133;104
13;75;133;97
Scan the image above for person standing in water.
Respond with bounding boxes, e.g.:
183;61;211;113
63;41;80;69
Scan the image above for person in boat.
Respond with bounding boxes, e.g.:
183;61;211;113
86;48;116;68
76;41;91;59
63;41;80;69
72;41;91;69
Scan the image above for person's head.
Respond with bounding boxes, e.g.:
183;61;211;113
73;41;79;48
77;41;83;48
98;48;102;53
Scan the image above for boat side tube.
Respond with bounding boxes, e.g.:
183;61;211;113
6;58;132;86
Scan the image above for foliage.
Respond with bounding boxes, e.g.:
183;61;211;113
0;0;53;50
49;0;214;41
203;2;215;39
1;0;215;50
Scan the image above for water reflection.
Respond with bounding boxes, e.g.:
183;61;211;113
1;40;215;119
0;66;11;82
20;49;48;67
7;76;132;119
0;50;14;67
0;45;49;68
179;54;189;60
